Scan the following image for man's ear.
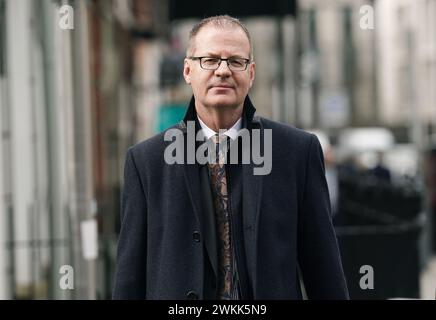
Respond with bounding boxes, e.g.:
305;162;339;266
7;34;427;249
249;61;255;88
183;58;191;84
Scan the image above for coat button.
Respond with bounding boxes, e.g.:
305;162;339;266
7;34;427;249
186;290;198;300
192;231;201;242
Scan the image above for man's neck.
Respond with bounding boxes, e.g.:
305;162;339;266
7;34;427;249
196;104;243;132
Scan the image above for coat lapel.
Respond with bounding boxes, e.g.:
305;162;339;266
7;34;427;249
179;98;218;279
183;160;219;274
179;96;263;293
241;114;263;298
199;165;218;277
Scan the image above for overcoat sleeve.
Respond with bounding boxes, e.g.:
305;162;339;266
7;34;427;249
113;148;148;299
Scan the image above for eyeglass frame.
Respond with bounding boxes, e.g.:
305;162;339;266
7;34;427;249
187;56;252;71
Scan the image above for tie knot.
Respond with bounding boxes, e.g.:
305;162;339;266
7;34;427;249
211;134;227;145
209;134;228;165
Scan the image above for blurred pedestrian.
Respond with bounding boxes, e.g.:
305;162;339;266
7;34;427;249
369;152;391;183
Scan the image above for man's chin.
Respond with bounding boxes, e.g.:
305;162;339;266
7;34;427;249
206;96;241;109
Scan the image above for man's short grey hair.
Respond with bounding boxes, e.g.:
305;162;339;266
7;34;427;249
186;15;254;60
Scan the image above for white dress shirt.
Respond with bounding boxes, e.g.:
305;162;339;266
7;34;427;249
197;116;242;140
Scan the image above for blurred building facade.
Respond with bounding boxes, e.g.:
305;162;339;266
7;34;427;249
376;0;436;149
0;0;167;299
298;0;377;130
299;0;436;147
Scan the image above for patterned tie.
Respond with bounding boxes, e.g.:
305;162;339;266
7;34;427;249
208;134;239;299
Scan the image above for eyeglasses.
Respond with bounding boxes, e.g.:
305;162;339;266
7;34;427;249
188;56;251;71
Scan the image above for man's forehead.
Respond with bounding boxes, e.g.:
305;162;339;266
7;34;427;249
195;24;248;40
193;25;250;53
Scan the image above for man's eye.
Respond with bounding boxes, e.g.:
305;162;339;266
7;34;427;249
202;58;219;65
229;59;244;67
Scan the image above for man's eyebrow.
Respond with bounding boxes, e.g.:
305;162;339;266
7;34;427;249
228;55;249;59
200;53;249;59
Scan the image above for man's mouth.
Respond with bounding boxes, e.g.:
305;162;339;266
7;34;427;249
211;84;234;89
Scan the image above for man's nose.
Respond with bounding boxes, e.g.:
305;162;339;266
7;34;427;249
214;61;232;76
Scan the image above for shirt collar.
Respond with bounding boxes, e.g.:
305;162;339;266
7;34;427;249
197;116;242;141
